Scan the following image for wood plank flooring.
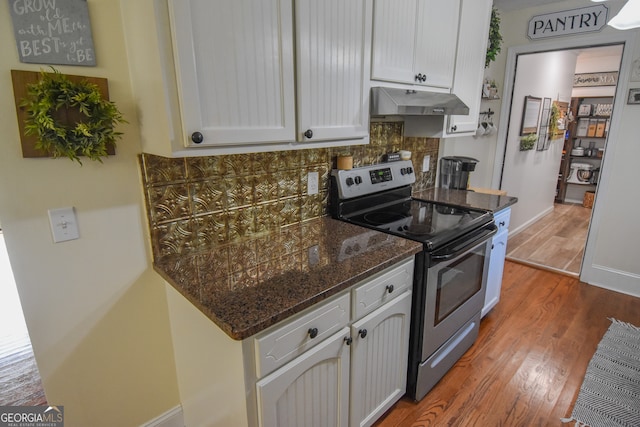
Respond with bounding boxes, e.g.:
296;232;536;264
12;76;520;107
0;332;47;406
375;260;640;427
0;232;46;406
506;204;591;276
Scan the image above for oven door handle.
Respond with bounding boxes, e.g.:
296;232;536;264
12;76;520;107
431;224;497;262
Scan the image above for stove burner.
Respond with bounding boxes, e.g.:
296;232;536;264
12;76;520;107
363;211;408;225
404;224;434;236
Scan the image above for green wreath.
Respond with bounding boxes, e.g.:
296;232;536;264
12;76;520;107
21;68;126;164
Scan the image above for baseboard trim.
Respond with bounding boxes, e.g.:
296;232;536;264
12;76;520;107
505;257;579;278
141;405;184;427
581;263;640;298
508;205;554;237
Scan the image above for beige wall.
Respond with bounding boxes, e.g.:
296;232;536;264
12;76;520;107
0;1;180;425
485;0;640;295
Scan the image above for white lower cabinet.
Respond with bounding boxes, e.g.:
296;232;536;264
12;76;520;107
350;291;412;427
256;327;351;427
251;258;414;427
483;208;511;317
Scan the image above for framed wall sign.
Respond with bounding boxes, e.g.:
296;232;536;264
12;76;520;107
520;96;542;136
574;71;618;87
527;5;608;40
8;0;97;66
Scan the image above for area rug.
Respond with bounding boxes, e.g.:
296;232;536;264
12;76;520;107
562;318;640;427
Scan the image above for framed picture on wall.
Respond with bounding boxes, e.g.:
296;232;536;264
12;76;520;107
520;95;542;135
536;98;552;151
628;88;640;104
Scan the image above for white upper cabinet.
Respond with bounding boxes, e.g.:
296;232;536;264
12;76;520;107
163;0;371;152
371;0;460;90
296;0;372;143
445;0;493;136
169;0;296;147
370;0;417;85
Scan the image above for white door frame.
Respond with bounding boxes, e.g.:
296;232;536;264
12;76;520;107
491;31;637;284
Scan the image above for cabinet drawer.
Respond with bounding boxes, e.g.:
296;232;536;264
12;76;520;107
494;208;511;234
254;292;350;377
352;257;414;320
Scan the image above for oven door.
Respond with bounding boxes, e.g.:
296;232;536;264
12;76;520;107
421;224;495;360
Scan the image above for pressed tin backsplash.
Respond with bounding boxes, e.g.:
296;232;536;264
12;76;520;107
140;122;439;260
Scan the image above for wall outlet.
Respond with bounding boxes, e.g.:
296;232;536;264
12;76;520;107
307;171;319;195
308;245;320;266
48;207;80;243
423;155;431;172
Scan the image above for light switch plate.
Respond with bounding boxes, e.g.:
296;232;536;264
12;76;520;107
48;207;79;243
307;171;319;195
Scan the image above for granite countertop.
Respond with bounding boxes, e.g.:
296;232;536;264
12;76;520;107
413;188;518;212
154;217;423;340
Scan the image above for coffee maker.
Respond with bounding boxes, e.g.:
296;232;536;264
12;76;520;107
439;156;479;190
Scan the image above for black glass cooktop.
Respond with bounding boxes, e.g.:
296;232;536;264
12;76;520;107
344;198;492;251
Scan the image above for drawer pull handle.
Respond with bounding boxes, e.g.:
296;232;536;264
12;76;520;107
308;327;319;339
358;329;368;339
386;284;394;294
344;336;353;346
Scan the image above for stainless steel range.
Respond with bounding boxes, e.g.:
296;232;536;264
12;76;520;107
329;160;496;401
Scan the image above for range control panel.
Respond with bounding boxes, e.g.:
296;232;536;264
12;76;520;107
331;160;416;199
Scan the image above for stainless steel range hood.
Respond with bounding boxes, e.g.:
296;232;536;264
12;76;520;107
370;87;469;116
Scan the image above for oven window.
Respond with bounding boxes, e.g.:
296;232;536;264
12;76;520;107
434;247;485;325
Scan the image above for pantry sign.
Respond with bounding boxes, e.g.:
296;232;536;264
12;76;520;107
528;5;608;40
9;0;97;66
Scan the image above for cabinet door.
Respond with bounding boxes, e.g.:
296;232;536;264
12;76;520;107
414;0;460;89
168;0;296;147
296;0;372;142
370;0;418;84
256;327;350;427
350;291;412;427
483;230;507;317
446;0;493;135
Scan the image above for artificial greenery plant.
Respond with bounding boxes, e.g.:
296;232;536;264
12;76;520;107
21;68;126;165
485;7;503;68
520;133;537;151
548;102;561;136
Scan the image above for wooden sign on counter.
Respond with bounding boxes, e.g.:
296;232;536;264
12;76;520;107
9;0;97;66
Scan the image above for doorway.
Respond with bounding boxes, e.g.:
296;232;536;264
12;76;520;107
498;44;623;276
0;230;47;406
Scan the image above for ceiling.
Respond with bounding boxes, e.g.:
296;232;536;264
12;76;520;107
493;0;569;12
492;1;625;59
